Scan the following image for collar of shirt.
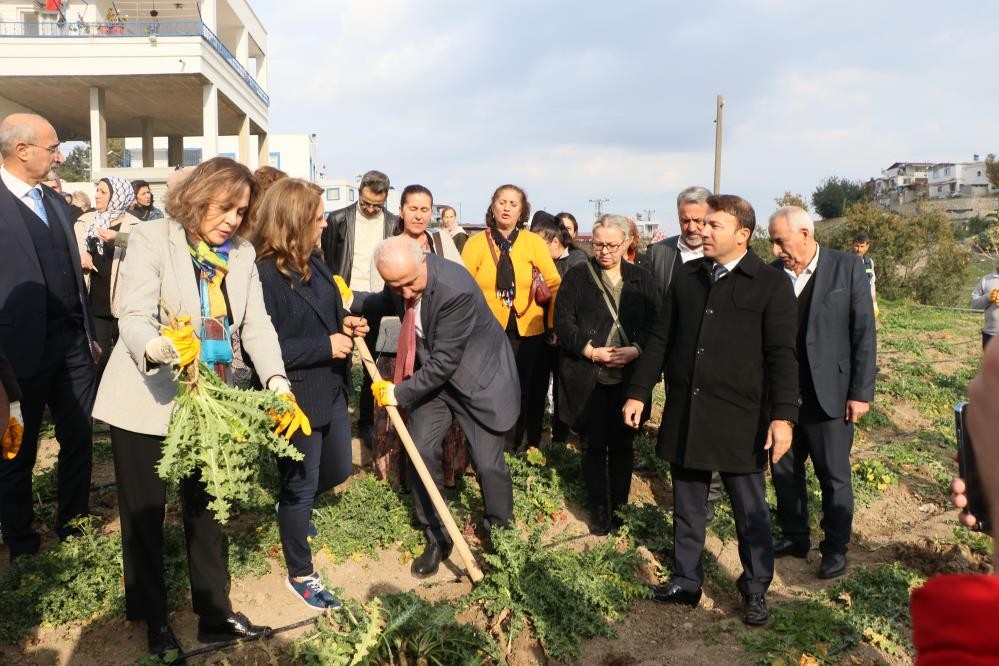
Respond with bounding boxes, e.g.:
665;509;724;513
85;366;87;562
783;245;821;296
677;235;704;263
448;225;466;237
0;165;40;203
558;247;570;260
714;250;747;278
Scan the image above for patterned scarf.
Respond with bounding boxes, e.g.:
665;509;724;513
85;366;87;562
188;239;230;319
86;176;135;255
490;227;519;307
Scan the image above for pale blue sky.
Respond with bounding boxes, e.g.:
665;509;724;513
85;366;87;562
256;0;996;232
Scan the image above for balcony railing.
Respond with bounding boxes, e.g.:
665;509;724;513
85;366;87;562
0;20;269;106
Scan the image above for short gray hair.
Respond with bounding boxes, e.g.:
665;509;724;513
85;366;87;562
676;186;712;209
0;116;37;157
359;170;390;196
374;235;424;267
770;205;814;233
593;214;631;240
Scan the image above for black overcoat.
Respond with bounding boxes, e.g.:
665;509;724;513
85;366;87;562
627;251;799;473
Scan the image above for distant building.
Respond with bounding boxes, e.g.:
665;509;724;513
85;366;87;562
928;156;996;199
316;178;401;216
873;162;932;209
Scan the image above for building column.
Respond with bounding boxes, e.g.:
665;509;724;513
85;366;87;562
235;27;248;67
257;131;269;169
140;117;155;167
167;135;184;167
237;114;251;167
202;83;219;160
200;0;217;33
255;53;267;89
88;86;107;177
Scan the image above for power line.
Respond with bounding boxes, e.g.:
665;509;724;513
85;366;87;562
589;198;609;219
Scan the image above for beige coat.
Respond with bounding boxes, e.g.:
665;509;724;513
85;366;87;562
93;218;287;436
74;211;143;318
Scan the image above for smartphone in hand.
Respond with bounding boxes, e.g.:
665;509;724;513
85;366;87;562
956;401;990;532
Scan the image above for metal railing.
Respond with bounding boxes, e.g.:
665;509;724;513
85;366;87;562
0;20;269;106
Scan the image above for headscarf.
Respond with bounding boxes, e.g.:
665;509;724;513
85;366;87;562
490;226;520;306
86;176;135;255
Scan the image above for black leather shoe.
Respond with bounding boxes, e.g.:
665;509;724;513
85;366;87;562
590;506;612;536
197;612;270;644
773;538;810;559
411;540;452;578
147;622;185;663
651;583;702;607
742;593;769;626
818;552;848;579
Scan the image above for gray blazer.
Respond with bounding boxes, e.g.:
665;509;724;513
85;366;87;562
646;235;680;294
93;218;287;436
353;253;520;433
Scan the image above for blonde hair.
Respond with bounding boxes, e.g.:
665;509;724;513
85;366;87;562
70;190;91;210
251;178;323;282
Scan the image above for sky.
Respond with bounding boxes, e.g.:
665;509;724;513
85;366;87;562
255;0;996;234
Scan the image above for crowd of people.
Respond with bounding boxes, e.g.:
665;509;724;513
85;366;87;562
0;110;988;663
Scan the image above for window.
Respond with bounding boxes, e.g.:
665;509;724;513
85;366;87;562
326;188;340;201
349;189;356;202
183;148;203;166
219;152;235;159
269;152;281;169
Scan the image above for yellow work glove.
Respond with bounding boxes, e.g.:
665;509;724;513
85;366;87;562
2;401;23;460
163;315;201;367
269;393;312;440
873;301;880;318
332;275;353;307
372;380;397;407
990;288;999;306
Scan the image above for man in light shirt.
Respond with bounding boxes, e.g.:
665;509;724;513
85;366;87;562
971;266;999;348
767;206;876;580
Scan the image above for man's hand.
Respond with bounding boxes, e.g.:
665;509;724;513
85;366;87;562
329;332;354;359
332;275;353;308
372;380;397;407
844;400;869;424
605;346;640;368
1;401;23;460
951;477;979;528
765;419;794;464
342;315;369;338
622;398;644;430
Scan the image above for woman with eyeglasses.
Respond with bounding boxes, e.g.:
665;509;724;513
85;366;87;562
461;184;561;452
554;214;659;535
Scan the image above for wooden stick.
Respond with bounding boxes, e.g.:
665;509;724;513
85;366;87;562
354;337;484;583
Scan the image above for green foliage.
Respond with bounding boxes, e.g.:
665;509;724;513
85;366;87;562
818;203;970;305
615;503;673;553
740;598;858;664
0;518;124;641
951;525;994;557
852;458;897;499
827;563;924;653
466;526;651;662
56;144;92;182
160;362;303;523
774;191;810;211
507;449;579;524
811;176;867;219
986;153;999;190
311;475;422;563
633;434;669;480
291;593;500;665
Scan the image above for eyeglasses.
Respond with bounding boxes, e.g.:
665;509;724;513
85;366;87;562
592;241;624;252
28;143;61;154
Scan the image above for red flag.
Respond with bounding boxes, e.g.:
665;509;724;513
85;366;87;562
45;0;62;11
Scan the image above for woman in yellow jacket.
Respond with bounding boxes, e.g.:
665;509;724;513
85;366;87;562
462;184;561;451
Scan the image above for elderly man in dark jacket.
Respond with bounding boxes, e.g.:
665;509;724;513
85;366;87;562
623;194;798;626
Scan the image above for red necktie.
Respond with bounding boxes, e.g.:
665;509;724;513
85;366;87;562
394;299;417;383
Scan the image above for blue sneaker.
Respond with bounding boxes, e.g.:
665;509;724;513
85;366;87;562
286;573;343;611
275;502;318;540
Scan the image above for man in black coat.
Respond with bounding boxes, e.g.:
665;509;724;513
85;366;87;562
354;237;518;578
0;113;99;560
767;206;876;579
321;169;400;450
623;194;798;626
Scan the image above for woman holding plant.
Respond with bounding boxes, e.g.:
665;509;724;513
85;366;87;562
251;178;368;611
92;157;310;661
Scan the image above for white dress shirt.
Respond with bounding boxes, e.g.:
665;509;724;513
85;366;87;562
784;246;820;297
0;165;44;215
677;235;703;264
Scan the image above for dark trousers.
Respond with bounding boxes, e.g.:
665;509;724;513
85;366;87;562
540;344;570;442
277;390;352;577
111;426;231;625
93;315;118;385
983;332;993;348
771;410;855;555
358;321;381;428
507;331;546;447
580;383;635;510
0;329;96;557
407;392;513;545
671;464;773;596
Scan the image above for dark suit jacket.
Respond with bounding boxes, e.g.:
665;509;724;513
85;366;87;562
257;255;351;427
646;235;680;294
0;177;95;378
353;253;520;433
321;203;399;285
776;247;876;419
628;251;799;473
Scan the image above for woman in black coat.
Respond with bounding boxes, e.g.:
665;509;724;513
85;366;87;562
252;178;368;612
554;214;659;535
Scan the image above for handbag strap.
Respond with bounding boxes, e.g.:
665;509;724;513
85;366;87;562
431;230;445;257
586;261;630;346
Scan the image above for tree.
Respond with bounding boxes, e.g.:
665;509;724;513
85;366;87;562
985;153;999;191
773;191;809;211
56;139;126;183
811;177;867;220
817;202;970;306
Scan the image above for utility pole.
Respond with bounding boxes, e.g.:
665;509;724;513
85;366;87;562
589;198;609;219
643;208;655;222
713;95;724;194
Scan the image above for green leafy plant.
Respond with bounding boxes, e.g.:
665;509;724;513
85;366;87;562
467;526;651;662
852;458;897;500
159;361;303;523
615;502;673;553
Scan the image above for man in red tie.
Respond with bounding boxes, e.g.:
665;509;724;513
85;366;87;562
352;236;519;578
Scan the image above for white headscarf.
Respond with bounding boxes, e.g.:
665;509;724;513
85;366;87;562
86;176;135;255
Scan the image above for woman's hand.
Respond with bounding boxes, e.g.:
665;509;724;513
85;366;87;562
342;315;370;338
329;332;354;359
81;253;95;271
605;345;640;368
589;346;614;365
97;228;117;242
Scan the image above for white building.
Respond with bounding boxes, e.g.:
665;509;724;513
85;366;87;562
928;157;996;199
0;0;270;187
316;178;401;216
873;162;932;208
